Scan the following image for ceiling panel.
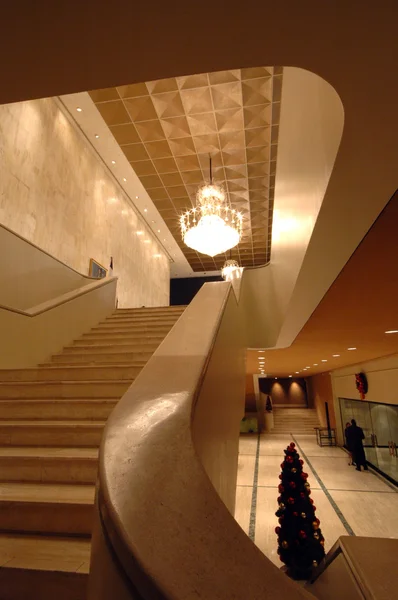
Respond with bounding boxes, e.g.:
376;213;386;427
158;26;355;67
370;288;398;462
89;67;283;271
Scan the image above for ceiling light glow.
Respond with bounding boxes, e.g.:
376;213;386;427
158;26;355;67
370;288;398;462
321;359;327;362
76;107;82;112
347;347;357;351
332;354;340;357
385;330;398;334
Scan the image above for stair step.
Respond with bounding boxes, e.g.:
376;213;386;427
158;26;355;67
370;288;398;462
0;447;98;484
89;325;175;335
0;421;105;447
105;315;180;323
0;398;117;420
80;332;166;342
0;483;94;535
0;365;143;382
0;533;90;600
45;351;153;364
63;343;159;354
0;380;130;399
114;306;185;314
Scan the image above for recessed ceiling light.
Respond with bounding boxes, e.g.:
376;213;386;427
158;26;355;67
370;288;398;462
76;107;82;112
111;160;116;165
144;208;148;213
153;254;161;258
289;375;292;378
306;366;310;369
275;377;278;380
258;350;265;353
136;195;139;199
321;359;327;362
332;354;340;357
144;240;150;244
123;178;127;182
295;371;299;374
347;347;357;351
95;134;99;139
385;330;398;334
136;231;143;236
313;363;318;366
158;229;160;233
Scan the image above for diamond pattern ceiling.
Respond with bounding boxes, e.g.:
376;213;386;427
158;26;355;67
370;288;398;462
89;67;283;272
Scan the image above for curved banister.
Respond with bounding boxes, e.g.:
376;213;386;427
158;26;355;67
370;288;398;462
88;282;314;600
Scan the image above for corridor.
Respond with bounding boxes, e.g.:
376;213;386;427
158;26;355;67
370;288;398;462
235;434;398;566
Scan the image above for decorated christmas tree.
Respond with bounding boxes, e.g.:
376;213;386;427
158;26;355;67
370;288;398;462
275;442;325;579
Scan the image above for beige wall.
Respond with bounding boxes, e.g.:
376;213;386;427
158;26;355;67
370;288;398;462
307;373;336;428
245;374;256;412
0;97;169;308
331;354;398;443
259;378;307;407
0;224;90;310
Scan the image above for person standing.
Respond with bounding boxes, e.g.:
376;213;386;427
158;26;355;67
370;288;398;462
346;419;368;471
344;422;355;466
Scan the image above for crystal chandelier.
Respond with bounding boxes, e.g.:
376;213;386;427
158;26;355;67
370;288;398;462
180;157;243;257
221;258;241;281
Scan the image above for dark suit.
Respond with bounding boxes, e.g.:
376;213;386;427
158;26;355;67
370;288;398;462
346;424;367;470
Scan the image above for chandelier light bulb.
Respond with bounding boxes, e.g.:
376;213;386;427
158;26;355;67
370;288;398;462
221;258;241;281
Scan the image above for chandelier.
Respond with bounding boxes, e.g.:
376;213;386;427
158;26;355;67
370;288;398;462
221;258;241;281
180;157;243;257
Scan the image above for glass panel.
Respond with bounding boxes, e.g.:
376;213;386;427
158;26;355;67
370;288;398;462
339;397;398;483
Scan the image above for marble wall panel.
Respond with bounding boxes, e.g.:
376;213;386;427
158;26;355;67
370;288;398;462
0;97;170;308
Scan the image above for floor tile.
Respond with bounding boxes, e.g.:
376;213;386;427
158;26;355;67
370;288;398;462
331;490;398;538
236;454;256;486
234;486;252;535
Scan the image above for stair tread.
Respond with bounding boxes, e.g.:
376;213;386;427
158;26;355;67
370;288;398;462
0;532;91;573
0;482;95;504
0;447;98;458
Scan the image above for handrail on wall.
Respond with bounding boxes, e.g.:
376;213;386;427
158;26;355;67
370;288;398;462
0;276;117;317
88;281;314;600
0;222;99;281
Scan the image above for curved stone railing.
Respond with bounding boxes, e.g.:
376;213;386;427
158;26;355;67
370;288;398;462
88;281;314;600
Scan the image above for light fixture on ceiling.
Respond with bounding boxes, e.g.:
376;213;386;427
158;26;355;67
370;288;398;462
221;258;241;281
153;254;161;258
144;240;150;244
111;160;116;165
385;330;398;334
158;229;161;233
295;371;299;374
95;134;99;139
258;350;265;353
275;377;278;380
347;347;357;351
180;156;242;257
123;178;127;182
136;231;144;236
313;363;318;366
321;359;327;362
76;107;82;112
289;375;292;378
144;208;148;213
306;366;310;369
332;354;340;357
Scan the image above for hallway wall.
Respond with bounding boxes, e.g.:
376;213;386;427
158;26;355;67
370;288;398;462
0;97;169;308
307;373;336;428
332;354;398;442
259;377;307;407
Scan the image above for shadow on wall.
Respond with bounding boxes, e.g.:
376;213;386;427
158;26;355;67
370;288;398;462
259;377;308;407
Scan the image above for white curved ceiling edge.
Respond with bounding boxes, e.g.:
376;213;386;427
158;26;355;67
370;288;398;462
59;92;216;279
241;67;344;349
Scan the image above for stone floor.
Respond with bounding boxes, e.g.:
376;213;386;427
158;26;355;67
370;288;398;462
235;434;398;567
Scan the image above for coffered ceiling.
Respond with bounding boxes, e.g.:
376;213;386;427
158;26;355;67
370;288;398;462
89;67;283;272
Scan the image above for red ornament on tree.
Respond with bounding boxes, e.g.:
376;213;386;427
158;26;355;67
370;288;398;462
278;484;284;492
299;530;307;539
300;492;305;498
275;526;281;534
287;497;295;505
289;481;296;489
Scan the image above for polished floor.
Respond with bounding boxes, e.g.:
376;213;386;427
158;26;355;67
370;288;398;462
235;434;398;567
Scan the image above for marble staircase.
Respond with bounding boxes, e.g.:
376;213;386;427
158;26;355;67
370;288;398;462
271;407;320;434
0;305;185;600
